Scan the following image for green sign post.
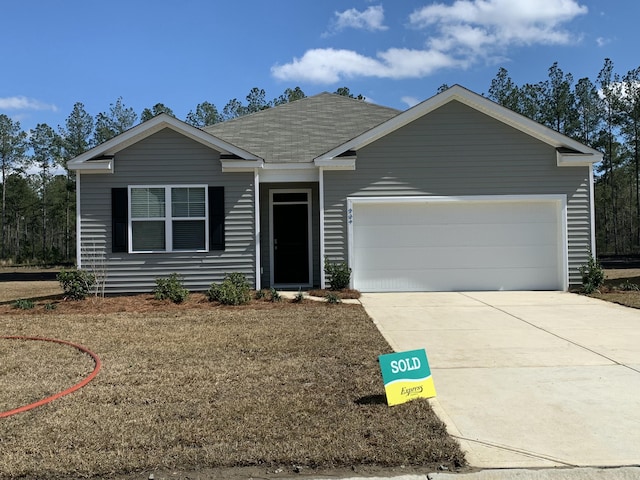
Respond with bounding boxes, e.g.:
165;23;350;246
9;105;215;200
379;348;436;406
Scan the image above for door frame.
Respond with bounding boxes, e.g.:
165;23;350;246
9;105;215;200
269;188;313;288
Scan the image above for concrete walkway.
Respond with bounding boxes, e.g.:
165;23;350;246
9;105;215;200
359;292;640;469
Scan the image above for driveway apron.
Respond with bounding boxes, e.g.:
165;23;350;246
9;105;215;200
360;292;640;469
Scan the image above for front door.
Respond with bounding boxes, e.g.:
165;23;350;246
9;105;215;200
270;190;312;286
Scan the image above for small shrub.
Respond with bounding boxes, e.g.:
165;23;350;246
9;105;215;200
57;268;96;300
255;289;267;300
324;258;351;290
154;273;189;303
13;299;34;310
617;280;640;291
292;288;305;303
325;292;341;304
269;287;282;303
579;254;605;294
207;272;252;305
44;302;57;311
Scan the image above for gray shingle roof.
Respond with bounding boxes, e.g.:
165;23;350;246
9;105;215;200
204;92;400;163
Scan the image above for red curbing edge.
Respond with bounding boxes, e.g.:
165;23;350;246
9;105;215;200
0;335;101;418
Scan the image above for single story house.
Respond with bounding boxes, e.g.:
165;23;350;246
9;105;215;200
68;85;602;294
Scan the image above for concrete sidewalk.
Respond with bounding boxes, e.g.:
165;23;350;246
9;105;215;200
312;468;640;479
360;292;640;469
303;469;640;479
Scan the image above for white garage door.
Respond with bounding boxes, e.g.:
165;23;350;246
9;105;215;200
350;197;566;292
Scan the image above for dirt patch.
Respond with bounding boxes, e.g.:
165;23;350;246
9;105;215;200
603;268;640;282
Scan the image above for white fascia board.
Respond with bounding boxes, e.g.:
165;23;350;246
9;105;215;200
557;151;603;166
74;158;114;174
222;162;321;181
263;163;317;170
221;159;264;172
68;114;260;171
314;157;356;170
262;163;319;181
316;85;602;161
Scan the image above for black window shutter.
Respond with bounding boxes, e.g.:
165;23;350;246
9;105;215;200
112;188;128;253
209;186;225;250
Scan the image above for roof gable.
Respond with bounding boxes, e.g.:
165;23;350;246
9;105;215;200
316;85;603;165
68;114;260;172
205;93;399;163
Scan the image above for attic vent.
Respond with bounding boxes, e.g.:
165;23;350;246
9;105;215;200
337;150;357;158
556;147;581;154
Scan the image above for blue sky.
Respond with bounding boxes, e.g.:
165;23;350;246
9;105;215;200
1;0;639;133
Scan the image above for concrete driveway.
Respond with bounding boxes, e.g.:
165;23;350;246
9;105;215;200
360;291;640;469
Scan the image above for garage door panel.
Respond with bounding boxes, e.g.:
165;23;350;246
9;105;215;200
354;223;559;248
354;267;560;292
356;202;558;226
351;198;563;292
355;245;558;270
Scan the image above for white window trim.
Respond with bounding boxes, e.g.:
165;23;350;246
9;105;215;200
128;184;209;253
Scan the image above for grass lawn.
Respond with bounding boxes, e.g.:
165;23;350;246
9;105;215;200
0;266;62;302
0;296;465;479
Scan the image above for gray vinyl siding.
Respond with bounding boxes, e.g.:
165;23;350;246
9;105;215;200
323;101;592;287
259;182;320;289
78;128;256;293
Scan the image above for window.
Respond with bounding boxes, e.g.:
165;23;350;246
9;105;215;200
129;185;207;252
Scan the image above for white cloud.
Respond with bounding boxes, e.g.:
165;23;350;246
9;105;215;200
333;5;388;32
409;0;587;50
0;96;58;112
596;37;611;47
401;96;421;108
273;0;587;84
271;48;463;83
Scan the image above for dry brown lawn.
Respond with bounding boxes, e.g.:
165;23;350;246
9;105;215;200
0;295;465;479
589;268;640;308
0;266;62;303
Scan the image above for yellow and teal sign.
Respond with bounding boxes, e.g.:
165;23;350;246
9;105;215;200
379;349;436;406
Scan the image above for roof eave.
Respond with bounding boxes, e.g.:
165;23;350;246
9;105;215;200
557;150;603;166
70;158;114;174
316;85;603;162
314;157;356;170
220;159;264;172
68;114;261;171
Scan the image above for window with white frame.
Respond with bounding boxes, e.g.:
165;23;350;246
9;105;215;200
129;185;207;252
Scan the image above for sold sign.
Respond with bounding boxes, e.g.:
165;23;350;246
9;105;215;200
378;349;436;406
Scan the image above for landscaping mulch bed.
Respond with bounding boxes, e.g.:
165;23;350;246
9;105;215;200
587;268;640;309
0;296;466;480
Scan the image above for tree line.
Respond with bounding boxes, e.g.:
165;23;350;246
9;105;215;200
2;58;640;264
0;86;362;264
484;59;640;255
